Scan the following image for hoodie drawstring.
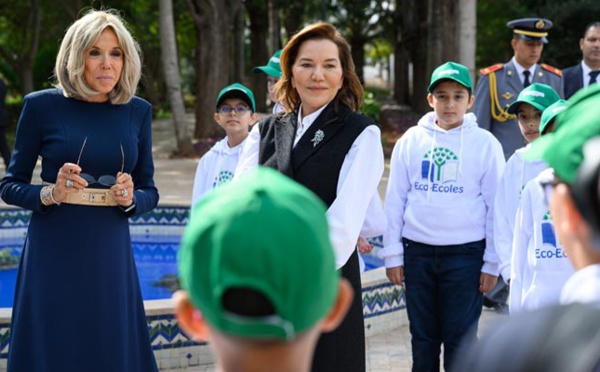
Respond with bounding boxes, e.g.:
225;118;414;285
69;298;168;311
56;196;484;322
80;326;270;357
427;129;437;202
458;124;464;176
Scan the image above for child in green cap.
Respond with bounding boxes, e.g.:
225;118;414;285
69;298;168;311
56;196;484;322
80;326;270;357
493;83;561;306
191;83;258;207
175;167;353;372
453;84;600;372
252;50;285;114
381;61;505;370
509;99;574;313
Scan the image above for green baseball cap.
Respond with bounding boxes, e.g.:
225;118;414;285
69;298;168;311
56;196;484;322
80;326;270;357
526;84;600;185
428;61;472;93
507;83;560;114
252;49;282;78
539;99;569;135
178;167;340;341
215;83;256;112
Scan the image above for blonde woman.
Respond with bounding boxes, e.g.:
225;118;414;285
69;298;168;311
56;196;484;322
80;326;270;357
0;9;158;371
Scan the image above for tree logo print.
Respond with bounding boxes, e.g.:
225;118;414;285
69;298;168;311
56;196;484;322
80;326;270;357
422;147;459;183
213;170;234;188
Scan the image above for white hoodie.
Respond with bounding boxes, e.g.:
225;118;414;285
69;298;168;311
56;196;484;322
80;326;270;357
380;112;505;275
495;146;548;280
191;137;246;207
510;168;574;313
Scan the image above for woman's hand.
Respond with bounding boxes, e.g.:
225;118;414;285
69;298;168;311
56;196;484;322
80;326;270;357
53;162;88;203
112;172;134;207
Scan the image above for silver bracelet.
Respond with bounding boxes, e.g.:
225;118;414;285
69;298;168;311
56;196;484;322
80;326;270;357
40;185;60;206
49;185;60;206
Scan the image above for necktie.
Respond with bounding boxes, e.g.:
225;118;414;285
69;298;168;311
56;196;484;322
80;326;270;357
523;70;531;88
590;70;599;86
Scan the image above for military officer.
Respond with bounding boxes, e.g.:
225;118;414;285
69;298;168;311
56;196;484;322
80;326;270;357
473;18;564;160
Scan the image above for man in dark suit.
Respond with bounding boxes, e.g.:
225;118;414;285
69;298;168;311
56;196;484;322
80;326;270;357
473;18;563;312
563;22;600;99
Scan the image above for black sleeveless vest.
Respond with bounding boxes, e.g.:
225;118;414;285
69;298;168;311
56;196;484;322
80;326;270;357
257;102;374;207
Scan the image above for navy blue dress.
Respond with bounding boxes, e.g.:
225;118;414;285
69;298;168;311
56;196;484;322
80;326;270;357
0;89;159;371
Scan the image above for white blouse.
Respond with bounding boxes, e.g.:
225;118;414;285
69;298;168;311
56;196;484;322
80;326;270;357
235;104;384;269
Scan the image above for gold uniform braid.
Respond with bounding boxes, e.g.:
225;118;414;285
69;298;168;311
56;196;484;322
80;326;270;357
489;72;516;122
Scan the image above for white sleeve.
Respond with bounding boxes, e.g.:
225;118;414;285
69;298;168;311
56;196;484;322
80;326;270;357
509;184;534;313
360;192;386;238
380;136;411;268
234;123;260;179
494;162;517;280
191;157;207;209
480;138;506;275
327;125;384;269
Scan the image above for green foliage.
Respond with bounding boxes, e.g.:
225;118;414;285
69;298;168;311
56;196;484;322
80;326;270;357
364;84;391;100
367;39;393;60
360;91;381;123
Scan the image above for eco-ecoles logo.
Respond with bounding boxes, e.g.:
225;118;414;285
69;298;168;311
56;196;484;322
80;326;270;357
421;147;458;183
537;211;567;259
415;147;463;193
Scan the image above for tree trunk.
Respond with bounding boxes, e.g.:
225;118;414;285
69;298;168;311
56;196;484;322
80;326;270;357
187;0;243;139
457;0;477;84
393;0;412;105
411;0;430;112
441;0;459;63
268;0;281;52
15;0;40;94
350;38;366;85
159;0;194;155
282;1;305;39
233;8;245;83
246;0;269;113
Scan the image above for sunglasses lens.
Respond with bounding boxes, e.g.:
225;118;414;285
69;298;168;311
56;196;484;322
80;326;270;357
98;175;117;186
81;173;95;183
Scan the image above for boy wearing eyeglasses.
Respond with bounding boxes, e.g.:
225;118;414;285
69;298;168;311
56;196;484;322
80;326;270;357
491;83;560;312
191;83;258;206
509;99;574;313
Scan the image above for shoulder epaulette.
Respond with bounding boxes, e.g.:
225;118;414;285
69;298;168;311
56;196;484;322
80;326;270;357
480;64;504;75
540;63;562;77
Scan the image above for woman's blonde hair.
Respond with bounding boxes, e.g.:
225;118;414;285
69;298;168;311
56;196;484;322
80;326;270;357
277;22;364;113
54;9;141;104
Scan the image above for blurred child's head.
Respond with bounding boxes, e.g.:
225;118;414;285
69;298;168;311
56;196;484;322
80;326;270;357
173;167;353;361
427;62;475;130
507;83;560;143
528;85;600;266
253;50;282;103
214;83;258;140
539;99;569;135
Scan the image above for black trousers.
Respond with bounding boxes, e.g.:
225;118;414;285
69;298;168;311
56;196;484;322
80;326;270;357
311;249;365;372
